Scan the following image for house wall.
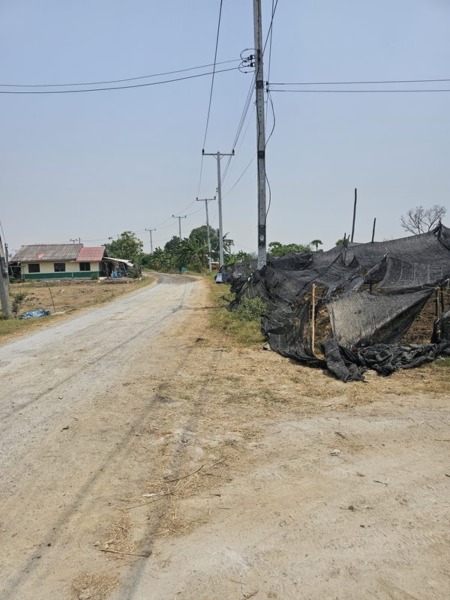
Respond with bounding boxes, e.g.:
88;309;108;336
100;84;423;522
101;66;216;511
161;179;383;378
22;261;101;280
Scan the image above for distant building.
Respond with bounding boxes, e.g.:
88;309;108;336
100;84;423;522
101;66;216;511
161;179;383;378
11;244;107;280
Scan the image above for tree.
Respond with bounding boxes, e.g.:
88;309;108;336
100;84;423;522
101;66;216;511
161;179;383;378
310;239;323;251
268;241;311;257
106;231;143;264
400;205;446;235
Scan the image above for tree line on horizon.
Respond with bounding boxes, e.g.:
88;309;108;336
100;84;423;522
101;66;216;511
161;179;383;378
105;205;446;273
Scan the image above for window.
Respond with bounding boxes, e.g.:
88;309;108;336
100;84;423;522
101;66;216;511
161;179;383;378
54;262;66;272
79;262;91;272
28;263;40;273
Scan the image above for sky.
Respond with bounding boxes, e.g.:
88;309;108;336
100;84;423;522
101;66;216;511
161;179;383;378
1;0;449;256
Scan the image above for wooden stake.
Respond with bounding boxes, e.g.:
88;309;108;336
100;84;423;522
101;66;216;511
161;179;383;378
311;284;316;354
350;188;357;243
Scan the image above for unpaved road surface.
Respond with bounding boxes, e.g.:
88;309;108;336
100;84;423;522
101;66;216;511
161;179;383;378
1;275;449;600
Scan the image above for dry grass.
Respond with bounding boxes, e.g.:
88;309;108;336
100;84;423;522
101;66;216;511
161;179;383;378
205;275;265;347
70;572;119;600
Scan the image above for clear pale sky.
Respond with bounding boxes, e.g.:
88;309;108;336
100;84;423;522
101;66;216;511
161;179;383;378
1;0;449;255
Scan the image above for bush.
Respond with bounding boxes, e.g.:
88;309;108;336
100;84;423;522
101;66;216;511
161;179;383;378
12;292;28;317
233;296;266;322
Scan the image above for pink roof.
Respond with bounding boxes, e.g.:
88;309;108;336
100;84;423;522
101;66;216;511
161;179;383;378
77;247;105;262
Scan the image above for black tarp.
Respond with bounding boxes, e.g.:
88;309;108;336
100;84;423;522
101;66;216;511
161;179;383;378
230;224;450;381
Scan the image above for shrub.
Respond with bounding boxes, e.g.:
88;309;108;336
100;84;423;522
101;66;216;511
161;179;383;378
233;296;266;322
12;292;28;317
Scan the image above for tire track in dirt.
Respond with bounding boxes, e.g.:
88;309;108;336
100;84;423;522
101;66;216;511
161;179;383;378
0;277;200;599
0;276;191;422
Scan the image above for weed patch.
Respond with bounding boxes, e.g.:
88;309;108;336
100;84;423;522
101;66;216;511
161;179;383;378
206;276;266;347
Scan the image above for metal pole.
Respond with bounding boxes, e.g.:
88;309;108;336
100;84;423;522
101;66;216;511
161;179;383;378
350;188;357;243
202;150;233;268
172;215;186;240
0;234;12;318
196;197;216;270
145;228;156;253
254;0;267;269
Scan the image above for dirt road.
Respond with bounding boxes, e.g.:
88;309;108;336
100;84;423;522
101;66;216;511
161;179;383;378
1;275;449;600
0;274;198;598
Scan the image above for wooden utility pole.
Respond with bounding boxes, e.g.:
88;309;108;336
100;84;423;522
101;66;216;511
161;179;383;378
196;196;216;270
0;234;12;318
253;0;267;269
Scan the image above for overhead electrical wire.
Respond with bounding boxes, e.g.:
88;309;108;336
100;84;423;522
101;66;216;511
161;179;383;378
0;59;240;88
197;0;224;197
222;74;255;184
201;0;224;150
266;0;275;87
223;0;280;193
269;77;450;86
263;0;280;54
269;88;450;93
0;66;239;94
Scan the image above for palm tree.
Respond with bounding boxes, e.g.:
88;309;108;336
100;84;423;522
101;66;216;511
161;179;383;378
310;239;323;252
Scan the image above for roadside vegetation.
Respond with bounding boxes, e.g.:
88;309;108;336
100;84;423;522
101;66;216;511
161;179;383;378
205;274;266;346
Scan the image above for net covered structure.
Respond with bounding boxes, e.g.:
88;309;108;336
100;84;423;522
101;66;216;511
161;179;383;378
229;224;450;381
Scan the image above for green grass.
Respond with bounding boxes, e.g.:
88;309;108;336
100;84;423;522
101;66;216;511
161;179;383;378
0;315;52;338
432;356;450;369
206;275;266;346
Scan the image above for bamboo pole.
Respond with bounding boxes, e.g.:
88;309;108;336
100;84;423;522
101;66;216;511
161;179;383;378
311;284;316;354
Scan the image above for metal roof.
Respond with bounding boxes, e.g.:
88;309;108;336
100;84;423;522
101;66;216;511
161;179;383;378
12;244;83;262
76;247;105;262
105;256;134;267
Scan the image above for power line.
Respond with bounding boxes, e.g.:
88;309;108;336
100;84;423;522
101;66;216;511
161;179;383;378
222;104;255;185
197;0;224;198
223;153;256;196
0;59;240;88
223;87;277;198
266;0;276;86
263;0;280;54
0;66;239;95
269;88;450;93
270;77;450;86
201;0;224;149
222;75;255;183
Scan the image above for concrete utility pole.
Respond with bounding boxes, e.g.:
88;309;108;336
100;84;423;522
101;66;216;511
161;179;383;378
0;234;12;318
253;0;268;269
202;150;234;267
196;196;216;270
172;215;187;240
145;228;156;253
